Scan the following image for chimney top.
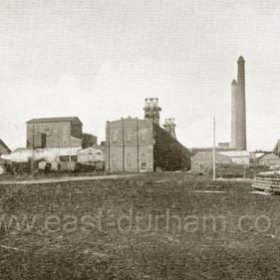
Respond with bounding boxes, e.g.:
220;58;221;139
238;56;245;62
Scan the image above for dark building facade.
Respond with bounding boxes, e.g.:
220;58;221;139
26;117;83;149
82;133;98;149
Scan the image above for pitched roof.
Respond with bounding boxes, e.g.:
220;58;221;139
27;117;82;125
0;138;11;153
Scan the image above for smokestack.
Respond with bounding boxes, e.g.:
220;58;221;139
231;79;238;149
164;118;177;139
143;98;161;125
231;56;247;151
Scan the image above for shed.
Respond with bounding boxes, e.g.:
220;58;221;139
219;151;250;165
191;151;232;175
78;147;104;163
258;153;280;167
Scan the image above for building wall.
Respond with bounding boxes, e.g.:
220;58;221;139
191;152;232;174
106;118;154;173
27;121;82;149
259;153;280;167
78;147;104;163
220;151;250;165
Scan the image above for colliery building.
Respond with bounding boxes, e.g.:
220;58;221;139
105;99;191;173
26;117;83;149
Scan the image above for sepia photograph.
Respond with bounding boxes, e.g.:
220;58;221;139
1;0;280;279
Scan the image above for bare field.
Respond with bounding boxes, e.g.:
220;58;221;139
0;173;280;279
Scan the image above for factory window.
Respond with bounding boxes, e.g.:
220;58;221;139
140;129;148;142
112;130;118;143
140;153;147;171
126;153;132;167
126;130;132;143
140;162;147;171
62;124;68;145
89;154;94;162
60;156;77;162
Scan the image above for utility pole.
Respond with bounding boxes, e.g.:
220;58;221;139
213;117;216;181
31;124;35;175
69;136;72;172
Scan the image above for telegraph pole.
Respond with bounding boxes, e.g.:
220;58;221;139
212;117;216;181
31;124;35;175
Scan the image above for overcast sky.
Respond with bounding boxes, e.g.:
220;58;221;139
1;0;280;151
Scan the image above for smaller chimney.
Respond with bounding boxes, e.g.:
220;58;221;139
163;118;177;139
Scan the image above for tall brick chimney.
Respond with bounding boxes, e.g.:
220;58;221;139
231;56;247;151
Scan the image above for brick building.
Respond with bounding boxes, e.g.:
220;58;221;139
26;117;83;149
105;99;191;173
106;118;154;172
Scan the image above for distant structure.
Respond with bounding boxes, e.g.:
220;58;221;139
106;118;154;172
191;151;232;175
26;117;83;149
82;133;98;149
163;118;177;139
231;56;247;151
258;153;280;167
105;117;190;173
0;138;11;155
144;98;161;125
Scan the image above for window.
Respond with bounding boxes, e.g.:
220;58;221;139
60;156;69;162
126;153;132;167
60;156;77;162
126;130;132;143
140;153;147;171
112;129;118;143
140;129;148;142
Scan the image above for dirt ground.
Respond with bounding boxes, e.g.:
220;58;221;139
0;173;280;279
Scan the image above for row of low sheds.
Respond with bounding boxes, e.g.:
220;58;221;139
1;146;104;173
191;150;280;175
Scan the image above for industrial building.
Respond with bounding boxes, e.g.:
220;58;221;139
105;99;191;173
219;151;250;165
231;56;247;151
26;117;83;149
258;153;280;167
191;151;232;175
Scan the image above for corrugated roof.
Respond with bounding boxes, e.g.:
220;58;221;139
27;117;82;125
